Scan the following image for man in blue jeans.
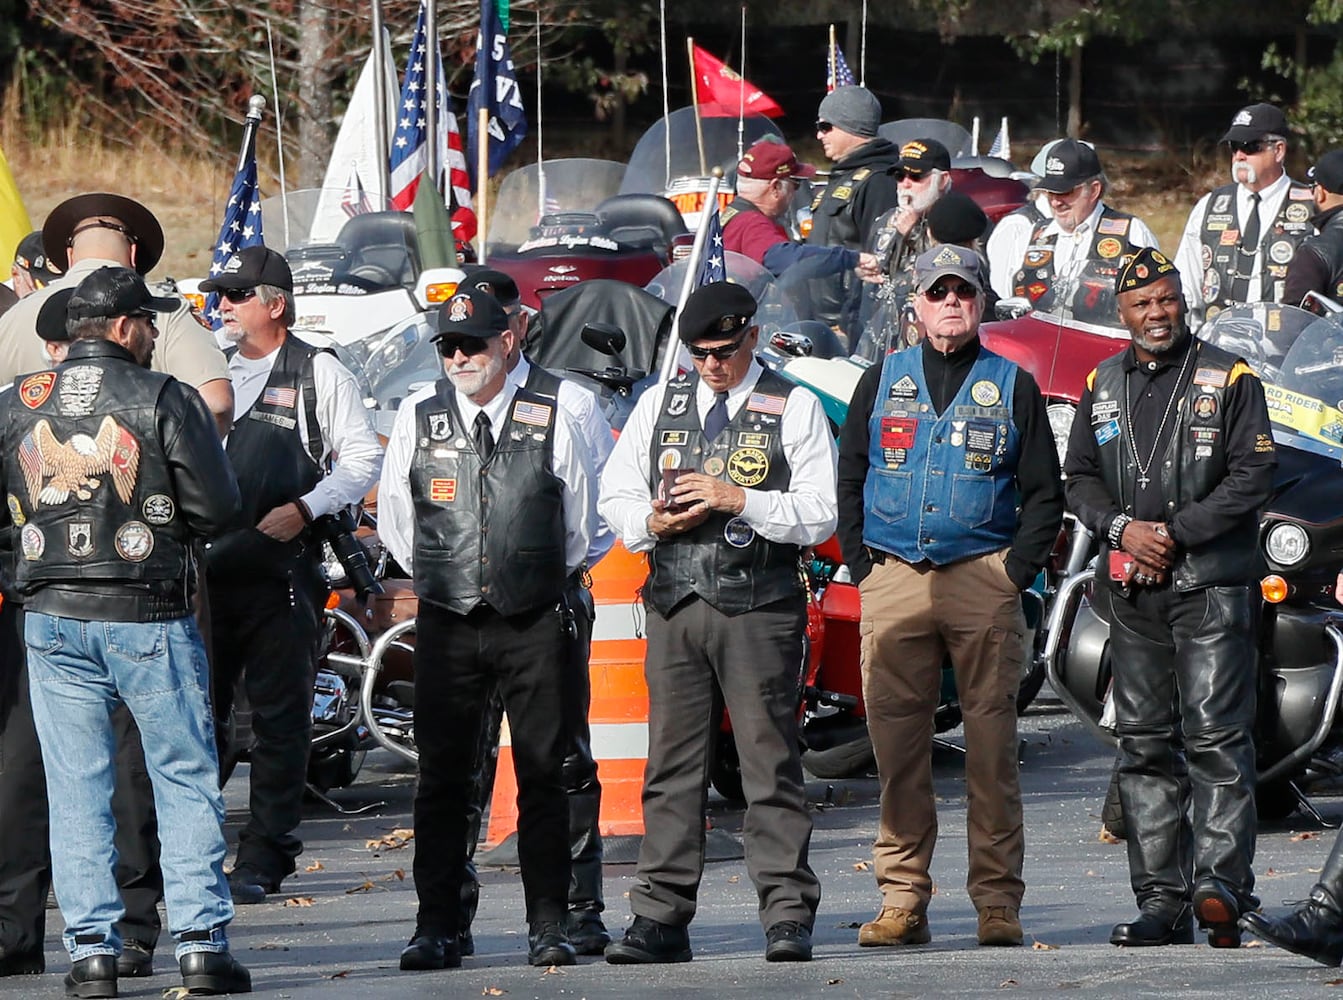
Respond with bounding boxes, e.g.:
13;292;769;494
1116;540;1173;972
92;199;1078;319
0;266;249;997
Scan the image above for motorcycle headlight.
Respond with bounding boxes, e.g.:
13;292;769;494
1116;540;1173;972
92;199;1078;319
1265;522;1310;567
1046;402;1077;469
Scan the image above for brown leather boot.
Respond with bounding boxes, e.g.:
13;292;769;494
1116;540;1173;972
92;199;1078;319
977;906;1024;946
857;906;931;946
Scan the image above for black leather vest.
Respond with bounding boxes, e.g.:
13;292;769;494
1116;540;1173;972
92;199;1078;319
6;350;194;601
409;380;567;616
1197;180;1314;314
1012;206;1136;324
208;334;326;579
644;369;801;617
1299;207;1343;303
1089;339;1262;590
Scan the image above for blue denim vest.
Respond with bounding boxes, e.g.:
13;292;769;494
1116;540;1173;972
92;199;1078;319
862;347;1021;565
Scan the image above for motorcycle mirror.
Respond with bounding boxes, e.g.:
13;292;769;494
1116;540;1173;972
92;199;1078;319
995;297;1033;321
581;322;628;357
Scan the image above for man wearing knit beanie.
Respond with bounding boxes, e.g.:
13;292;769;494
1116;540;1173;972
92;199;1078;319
805;85;900;339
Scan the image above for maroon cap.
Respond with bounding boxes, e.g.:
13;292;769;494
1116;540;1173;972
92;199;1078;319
737;140;817;181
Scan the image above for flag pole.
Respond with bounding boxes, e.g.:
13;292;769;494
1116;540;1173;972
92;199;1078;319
370;0;390;199
426;0;440;185
265;19;289;247
238;95;266;175
860;0;868;86
659;168;723;386
828;24;836;90
736;6;746;164
687;37;707;178
971;116;981;156
660;0;670;191
536;3;545;223
476;106;489;263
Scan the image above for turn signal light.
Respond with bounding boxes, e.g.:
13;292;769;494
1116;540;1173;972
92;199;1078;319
800;217;813;238
325;590;342;611
183;291;206;313
1261;574;1289;604
424;281;459;303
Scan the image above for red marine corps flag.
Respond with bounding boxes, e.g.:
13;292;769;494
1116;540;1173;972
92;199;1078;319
689;43;783;119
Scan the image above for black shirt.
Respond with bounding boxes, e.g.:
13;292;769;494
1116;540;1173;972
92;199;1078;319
837;337;1065;587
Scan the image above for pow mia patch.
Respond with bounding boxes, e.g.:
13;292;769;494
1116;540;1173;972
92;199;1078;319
115;521;154;562
142;494;175;525
20;524;43;561
428;412;451;440
6;494;23;526
667;393;690;417
1212;193;1232;213
727;447;769;487
67;521;94;559
970;380;1001;407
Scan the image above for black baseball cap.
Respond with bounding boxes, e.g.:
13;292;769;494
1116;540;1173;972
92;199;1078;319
1309;150;1343;195
678;281;758;343
199;245;294;292
463;266;521;308
36;288;75;342
67;266;177;322
897;138;951;177
13;231;60;285
1222;103;1288;144
41;193;165;276
432;285;510;340
1034;139;1103;193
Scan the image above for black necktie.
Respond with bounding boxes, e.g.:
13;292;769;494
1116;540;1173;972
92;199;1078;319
704;392;729;442
1233;192;1262;304
473;411;494;462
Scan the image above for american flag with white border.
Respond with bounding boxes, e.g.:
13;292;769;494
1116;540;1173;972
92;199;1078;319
747;393;786;415
262;386;297;409
513;400;552;426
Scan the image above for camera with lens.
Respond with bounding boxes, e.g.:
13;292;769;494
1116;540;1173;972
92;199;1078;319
312;508;384;600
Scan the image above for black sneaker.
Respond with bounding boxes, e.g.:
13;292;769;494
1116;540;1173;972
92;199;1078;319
565;910;611;956
116;940;153;978
179;950;251;995
63;954;116;999
604;915;692;964
399;931;461;971
764;921;813;962
527;921;576;967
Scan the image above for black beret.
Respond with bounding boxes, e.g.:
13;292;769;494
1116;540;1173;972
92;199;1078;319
677;281;758;343
432;284;510;340
1115;247;1180;296
927;192;989;246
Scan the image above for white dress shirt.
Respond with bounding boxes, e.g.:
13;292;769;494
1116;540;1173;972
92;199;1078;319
379;378;595;576
1176;171;1292;318
227;339;383;518
508;355;615;566
598;359;838;554
987;194;1050;299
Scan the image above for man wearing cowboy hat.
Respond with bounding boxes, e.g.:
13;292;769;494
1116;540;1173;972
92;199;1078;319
0;192;233;436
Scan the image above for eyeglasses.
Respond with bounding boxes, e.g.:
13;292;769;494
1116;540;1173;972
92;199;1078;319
923;282;980;303
815;120;835;134
687;335;748;362
220;287;258;303
893;168;929;183
435;335;493;358
1229;139;1273;155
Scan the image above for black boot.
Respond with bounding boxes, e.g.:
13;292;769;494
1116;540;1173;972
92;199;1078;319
64;955;117;999
1241;886;1343;966
1110;904;1193;947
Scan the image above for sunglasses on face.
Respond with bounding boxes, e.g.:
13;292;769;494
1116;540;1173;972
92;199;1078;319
435;335;493;358
220;287;258;303
815;120;835;134
893;168;929;183
923;282;979;303
687;335;747;362
1229;139;1272;155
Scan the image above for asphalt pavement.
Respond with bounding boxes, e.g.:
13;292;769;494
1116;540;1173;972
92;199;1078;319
5;695;1343;998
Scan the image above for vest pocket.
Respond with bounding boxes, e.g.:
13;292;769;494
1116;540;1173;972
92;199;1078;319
949;474;994;528
870;470;912;525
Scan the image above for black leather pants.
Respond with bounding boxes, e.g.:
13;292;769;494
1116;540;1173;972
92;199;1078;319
1107;583;1259;915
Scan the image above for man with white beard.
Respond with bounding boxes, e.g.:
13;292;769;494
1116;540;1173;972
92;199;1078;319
200;245;382;905
1175;103;1314;326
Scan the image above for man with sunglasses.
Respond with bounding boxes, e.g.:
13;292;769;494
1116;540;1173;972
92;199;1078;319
598;281;836;964
1283;149;1343;310
378;285;595;971
1175;103;1313;326
198;244;382;906
805;85;901;338
993;140;1157;326
837;245;1063;951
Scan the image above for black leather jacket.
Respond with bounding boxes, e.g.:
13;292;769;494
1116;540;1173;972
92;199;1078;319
0;339;239;621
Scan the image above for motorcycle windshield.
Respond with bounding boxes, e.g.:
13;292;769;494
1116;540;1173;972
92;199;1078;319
258;188;421;295
620;106;784;204
1202;303;1343;462
877;119;973;158
485;159;628;253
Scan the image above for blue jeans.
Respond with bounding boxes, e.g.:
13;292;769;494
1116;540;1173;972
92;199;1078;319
24;612;234;962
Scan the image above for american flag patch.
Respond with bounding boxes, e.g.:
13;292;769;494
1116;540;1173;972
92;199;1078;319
512;400;552;427
1097;217;1130;236
429;478;457;502
746;393;786;415
262;386;297;409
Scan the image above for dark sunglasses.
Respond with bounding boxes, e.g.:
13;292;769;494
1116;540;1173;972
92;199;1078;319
687;335;748;362
892;168;928;183
924;282;980;303
435;335;493;358
220;287;258;303
815;120;835;134
1228;139;1272;155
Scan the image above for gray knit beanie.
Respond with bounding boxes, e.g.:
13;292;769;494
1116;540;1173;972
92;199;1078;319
817;86;881;139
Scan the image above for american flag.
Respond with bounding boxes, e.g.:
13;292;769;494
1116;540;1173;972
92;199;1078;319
204;148;263;328
341;165;373;218
512;400;553;426
696;207;726;286
827;45;855;93
262;386;298;409
390;0;477;239
987;118;1011;160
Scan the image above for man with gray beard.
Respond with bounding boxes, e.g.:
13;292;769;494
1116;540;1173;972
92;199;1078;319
1063;247;1275;951
1175;103;1314;325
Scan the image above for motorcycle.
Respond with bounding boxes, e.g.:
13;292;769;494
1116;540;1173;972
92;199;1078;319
1044;303;1343;823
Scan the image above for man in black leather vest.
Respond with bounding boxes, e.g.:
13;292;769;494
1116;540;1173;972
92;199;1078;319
199;246;383;903
1284;149;1343;309
378;285;595;972
1064;248;1276;950
0;266;249;997
598;282;837;964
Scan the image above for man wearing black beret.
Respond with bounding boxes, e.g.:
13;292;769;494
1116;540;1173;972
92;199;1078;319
378;285;595;971
1064;247;1275;950
599;281;837;963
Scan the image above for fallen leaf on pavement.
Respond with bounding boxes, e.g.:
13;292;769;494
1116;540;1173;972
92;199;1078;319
483;988;507;996
1291;831;1321;842
365;828;415;851
284;897;315;907
1244;939;1264;948
541;965;564;975
826;979;844;986
345;880;384;894
1098;828;1122;845
852;861;871;871
305;861;325;872
999;979;1018;988
727;875;740;883
388;869;406;881
163;988;190;999
1325;977;1343;986
1032;940;1057;950
329;969;351;979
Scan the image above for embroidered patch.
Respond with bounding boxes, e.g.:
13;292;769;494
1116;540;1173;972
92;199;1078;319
727;448;768;487
262;386;297;409
703;456;726;476
6;494;23;526
57;366;104;417
1193;394;1218;420
970;380;1001;407
512;400;552;427
723;517;755;548
18;372;55;409
667;393;690;417
1094;419;1120;445
880;416;916;450
142;494;175;525
67;520;94;558
18;416;140;507
1096;237;1123;259
659;430;689;446
1193;367;1228;388
658;448;681;469
20;523;43;561
1269;239;1295;265
747;392;786;416
115;521;154;562
428;412;451;440
1097;216;1130;236
429;478;457;502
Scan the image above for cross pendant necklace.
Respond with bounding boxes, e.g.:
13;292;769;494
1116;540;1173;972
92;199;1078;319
1124;343;1196;492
